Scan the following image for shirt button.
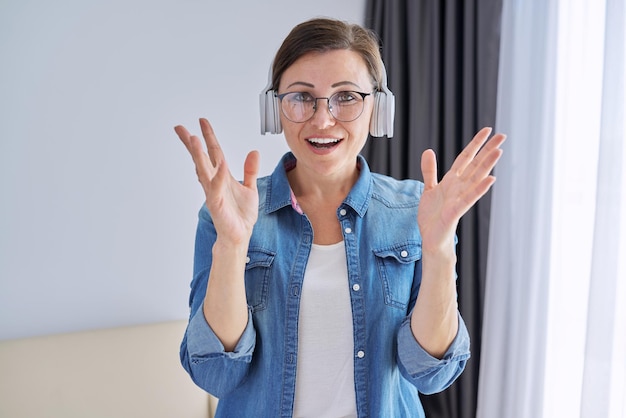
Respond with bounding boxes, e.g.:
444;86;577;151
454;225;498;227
245;256;251;263
400;250;408;258
357;350;365;358
339;209;347;216
352;283;360;291
345;227;352;234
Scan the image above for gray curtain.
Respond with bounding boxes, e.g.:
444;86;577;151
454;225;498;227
363;1;502;417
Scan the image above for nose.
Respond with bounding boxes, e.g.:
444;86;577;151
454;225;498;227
309;98;336;129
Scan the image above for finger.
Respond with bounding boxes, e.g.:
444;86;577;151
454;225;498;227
482;132;507;151
450;127;493;175
174;124;207;166
208;156;231;195
174;124;218;187
187;134;211;170
463;134;506;182
474;175;497;199
456;175;497;216
174;124;194;152
474;132;506;163
421;149;438;189
199;118;224;167
243;150;260;190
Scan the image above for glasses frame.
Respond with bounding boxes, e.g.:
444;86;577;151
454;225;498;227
275;90;373;123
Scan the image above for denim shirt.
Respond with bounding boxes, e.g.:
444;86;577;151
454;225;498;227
180;152;470;418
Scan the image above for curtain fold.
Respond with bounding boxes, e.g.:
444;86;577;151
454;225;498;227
479;0;626;417
577;0;625;415
363;1;503;417
476;2;558;416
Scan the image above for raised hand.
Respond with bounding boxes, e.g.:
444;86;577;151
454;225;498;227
417;127;506;254
174;118;260;246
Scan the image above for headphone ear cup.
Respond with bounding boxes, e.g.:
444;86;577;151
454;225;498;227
260;89;283;134
369;61;395;138
385;91;395;137
370;91;386;137
259;60;283;135
270;93;282;134
260;90;269;134
369;89;395;138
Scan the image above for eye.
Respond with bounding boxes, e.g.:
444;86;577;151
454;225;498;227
334;91;360;104
290;92;315;103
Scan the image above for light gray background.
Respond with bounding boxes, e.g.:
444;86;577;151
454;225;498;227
0;0;366;340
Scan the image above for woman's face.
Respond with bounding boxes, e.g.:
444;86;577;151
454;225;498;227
277;49;375;179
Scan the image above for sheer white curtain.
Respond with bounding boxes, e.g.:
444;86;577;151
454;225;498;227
477;0;625;417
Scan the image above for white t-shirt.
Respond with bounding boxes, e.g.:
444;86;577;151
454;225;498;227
293;241;357;418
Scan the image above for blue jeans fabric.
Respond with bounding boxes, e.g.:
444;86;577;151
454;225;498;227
180;152;470;417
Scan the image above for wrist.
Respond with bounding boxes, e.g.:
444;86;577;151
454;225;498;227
421;237;456;262
212;238;250;260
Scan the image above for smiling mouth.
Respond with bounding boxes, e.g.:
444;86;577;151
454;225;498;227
307;138;342;149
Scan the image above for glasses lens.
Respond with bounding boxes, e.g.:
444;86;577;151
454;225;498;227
329;91;365;122
278;91;367;123
280;92;315;123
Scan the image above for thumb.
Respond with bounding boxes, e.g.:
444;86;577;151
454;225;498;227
243;150;260;189
421;149;438;189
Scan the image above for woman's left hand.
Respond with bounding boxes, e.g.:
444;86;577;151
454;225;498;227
417;127;506;254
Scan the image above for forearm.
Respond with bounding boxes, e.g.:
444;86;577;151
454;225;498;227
410;243;459;359
203;238;250;352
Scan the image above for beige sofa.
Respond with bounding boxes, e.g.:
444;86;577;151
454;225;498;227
0;320;218;418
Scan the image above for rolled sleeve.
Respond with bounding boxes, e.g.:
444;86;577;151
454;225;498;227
397;312;471;394
186;307;256;361
181;307;256;398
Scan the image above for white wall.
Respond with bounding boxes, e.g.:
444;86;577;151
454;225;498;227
0;0;366;340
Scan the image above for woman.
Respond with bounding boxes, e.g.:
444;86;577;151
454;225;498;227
175;18;505;418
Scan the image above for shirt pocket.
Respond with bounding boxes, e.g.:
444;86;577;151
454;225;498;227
244;247;276;313
373;242;421;310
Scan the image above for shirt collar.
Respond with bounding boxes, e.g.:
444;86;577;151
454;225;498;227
264;152;373;217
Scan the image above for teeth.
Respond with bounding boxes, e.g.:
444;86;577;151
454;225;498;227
308;138;340;144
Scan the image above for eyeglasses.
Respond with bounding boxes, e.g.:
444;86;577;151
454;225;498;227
276;91;372;123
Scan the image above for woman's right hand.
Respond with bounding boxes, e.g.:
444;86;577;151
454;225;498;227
174;118;260;246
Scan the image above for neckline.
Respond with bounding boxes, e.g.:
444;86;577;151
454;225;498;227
311;241;345;250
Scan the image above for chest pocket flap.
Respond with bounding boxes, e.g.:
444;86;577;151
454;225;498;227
244;247;276;312
373;242;422;310
245;247;275;269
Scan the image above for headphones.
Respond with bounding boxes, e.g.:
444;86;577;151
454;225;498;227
259;59;395;138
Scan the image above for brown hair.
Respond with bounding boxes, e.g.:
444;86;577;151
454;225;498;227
271;18;383;92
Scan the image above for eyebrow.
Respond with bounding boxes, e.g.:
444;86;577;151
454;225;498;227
332;81;361;89
286;81;315;89
285;80;362;89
